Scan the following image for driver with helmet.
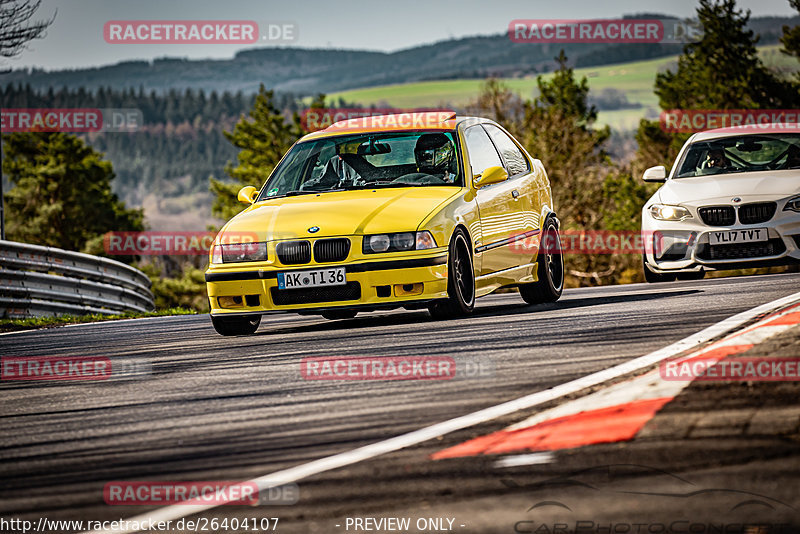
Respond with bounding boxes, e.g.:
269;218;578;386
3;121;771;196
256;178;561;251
414;133;456;183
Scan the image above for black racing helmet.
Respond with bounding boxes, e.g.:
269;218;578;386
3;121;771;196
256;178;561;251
414;133;455;174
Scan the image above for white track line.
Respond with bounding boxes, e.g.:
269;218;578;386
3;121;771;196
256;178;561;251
87;290;800;534
507;302;800;431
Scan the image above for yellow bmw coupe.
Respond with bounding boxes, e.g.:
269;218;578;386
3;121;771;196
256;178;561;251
205;112;563;335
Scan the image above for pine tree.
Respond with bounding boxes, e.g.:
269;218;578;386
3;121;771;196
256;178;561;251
209;85;322;221
2;132;144;252
520;50;610;229
635;0;799;174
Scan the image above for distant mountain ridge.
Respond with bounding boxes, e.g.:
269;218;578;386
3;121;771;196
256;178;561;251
3;14;797;95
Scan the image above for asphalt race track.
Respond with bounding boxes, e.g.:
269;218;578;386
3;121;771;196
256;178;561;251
2;272;800;533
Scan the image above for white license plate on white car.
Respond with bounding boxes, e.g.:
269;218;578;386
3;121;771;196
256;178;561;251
277;267;346;289
709;228;768;245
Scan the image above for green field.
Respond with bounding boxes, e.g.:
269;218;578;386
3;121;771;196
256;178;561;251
328;46;798;132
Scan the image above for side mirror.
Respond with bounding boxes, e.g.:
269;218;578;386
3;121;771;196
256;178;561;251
642;165;667;182
237;186;258;204
473;166;509;188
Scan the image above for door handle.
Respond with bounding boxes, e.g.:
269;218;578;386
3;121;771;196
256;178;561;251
511;190;520;199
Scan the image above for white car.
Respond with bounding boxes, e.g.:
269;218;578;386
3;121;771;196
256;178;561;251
641;124;800;282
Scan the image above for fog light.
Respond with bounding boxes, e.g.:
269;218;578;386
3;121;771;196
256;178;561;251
218;296;244;308
394;283;424;296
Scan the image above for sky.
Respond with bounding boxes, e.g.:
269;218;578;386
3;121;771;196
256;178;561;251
3;0;798;71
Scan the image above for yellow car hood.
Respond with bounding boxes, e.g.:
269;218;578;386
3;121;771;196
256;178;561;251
221;187;462;241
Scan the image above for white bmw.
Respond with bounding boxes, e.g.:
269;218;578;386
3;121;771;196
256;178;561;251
641;124;800;282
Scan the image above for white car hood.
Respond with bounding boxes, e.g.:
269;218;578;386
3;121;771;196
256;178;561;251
657;171;800;205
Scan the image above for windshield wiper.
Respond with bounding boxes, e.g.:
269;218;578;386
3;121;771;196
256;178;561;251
350;181;427;189
267;189;346;199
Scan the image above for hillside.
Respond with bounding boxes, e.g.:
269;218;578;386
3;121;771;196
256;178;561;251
328;46;800;131
3;15;796;95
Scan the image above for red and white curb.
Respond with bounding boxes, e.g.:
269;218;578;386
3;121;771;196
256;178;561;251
432;303;800;461
85;291;800;534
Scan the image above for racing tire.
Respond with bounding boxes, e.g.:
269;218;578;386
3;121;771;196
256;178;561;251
428;228;475;319
642;255;677;283
211;314;261;336
519;217;564;305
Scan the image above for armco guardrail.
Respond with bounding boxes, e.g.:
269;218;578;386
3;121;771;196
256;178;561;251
0;240;155;318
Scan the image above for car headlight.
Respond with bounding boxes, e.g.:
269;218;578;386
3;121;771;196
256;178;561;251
649;204;693;221
362;231;438;254
211;242;267;264
784;195;800;212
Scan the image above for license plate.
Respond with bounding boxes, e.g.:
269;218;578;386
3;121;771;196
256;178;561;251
277;267;346;289
709;228;768;245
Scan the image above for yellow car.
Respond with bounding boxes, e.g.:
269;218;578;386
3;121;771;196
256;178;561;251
205;112;563;335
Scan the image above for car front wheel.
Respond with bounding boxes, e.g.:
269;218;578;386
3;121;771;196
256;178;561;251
429;228;475;319
642;254;677;283
211;314;261;336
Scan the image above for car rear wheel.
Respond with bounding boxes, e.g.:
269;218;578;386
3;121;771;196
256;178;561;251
321;310;358;320
211;314;261;336
520;217;564;304
428;228;475;319
642;254;677;283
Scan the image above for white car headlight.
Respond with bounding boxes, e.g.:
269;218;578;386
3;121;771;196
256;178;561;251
784;195;800;212
362;231;438;254
649;204;693;221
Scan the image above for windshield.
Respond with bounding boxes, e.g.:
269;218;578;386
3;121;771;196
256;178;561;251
257;131;462;200
674;133;800;178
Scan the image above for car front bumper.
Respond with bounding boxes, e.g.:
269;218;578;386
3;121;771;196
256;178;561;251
205;251;449;316
642;210;800;274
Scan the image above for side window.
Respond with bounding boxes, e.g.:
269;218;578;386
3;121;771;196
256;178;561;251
483;124;530;176
464;125;503;176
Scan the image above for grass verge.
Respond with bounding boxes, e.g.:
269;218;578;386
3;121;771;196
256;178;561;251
0;307;199;333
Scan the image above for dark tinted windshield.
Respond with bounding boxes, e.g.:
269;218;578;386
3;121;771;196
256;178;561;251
675;133;800;178
257;131;461;200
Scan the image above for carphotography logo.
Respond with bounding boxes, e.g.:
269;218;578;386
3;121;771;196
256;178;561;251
301;108;454;132
0;108;142;133
661;109;800;133
508;18;702;44
509;464;795;533
103;20;297;44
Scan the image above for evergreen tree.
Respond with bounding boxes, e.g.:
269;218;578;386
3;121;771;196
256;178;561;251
781;0;800;71
2;132;144;252
209;85;322;221
520;50;611;229
636;0;799;174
